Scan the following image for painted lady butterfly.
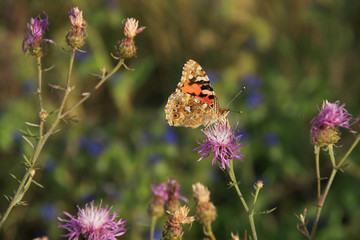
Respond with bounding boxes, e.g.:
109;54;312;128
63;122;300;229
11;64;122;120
165;59;229;128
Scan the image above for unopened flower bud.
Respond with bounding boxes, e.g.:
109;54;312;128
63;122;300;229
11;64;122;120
39;110;48;121
254;180;263;190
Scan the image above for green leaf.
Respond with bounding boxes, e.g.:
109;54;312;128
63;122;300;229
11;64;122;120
257;207;277;215
32;180;44;188
23;154;32;166
9;173;21;183
22;136;34;150
24;122;40;127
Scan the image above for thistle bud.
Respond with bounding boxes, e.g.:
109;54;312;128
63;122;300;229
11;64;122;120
254;180;264;190
39;110;48;121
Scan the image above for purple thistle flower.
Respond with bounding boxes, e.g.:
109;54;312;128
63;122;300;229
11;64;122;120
58;201;127;240
22;11;55;54
195;121;244;170
310;100;353;145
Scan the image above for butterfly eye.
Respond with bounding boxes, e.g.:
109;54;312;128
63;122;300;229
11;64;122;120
173;109;177;112
173;113;179;119
176;101;182;106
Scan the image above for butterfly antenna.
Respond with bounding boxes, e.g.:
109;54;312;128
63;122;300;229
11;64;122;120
225;86;246;108
229;109;243;114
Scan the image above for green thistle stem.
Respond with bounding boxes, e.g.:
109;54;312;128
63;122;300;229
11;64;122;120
314;146;321;200
310;135;360;239
228;160;258;240
0;51;125;229
205;223;216;240
150;216;157;240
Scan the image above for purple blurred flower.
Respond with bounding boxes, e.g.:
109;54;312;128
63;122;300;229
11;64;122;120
58;201;127;240
151;179;188;203
195;121;244;170
22;11;55;54
151;183;168;202
310;100;353;144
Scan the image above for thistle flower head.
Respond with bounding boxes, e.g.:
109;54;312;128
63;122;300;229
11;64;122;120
58;201;127;240
192;183;216;226
192;182;210;203
310;100;353;146
195;121;244;170
66;7;87;48
161;206;195;240
69;7;87;29
148;183;167;218
115;18;145;59
22;11;55;56
165;178;188;213
123;18;146;39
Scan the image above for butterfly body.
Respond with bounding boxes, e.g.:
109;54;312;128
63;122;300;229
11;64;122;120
165;60;229;128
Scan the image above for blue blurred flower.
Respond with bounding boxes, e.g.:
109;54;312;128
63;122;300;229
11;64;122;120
81;193;96;204
237;129;250;142
44;157;56;172
206;70;218;84
41;204;57;220
164;128;178;144
147;153;164;164
264;133;279;147
246;92;263;108
74;48;91;62
79;136;106;156
242;74;262;89
22;81;36;94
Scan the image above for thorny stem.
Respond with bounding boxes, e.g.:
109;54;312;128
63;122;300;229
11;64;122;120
310;136;360;239
36;57;45;138
228;160;258;240
150;216;156;240
0;51;125;229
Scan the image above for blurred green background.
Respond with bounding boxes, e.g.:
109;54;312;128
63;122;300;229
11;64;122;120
1;0;360;239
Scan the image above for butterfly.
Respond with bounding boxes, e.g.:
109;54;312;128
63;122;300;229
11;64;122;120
165;59;229;128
